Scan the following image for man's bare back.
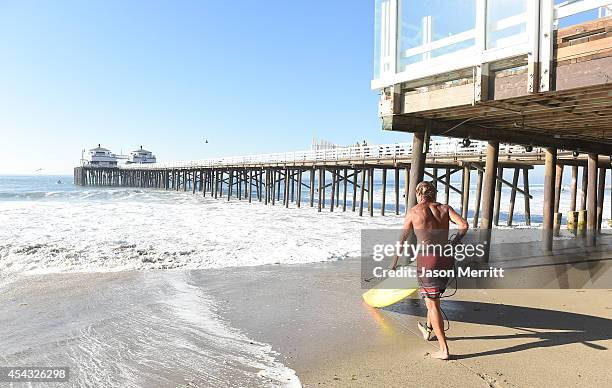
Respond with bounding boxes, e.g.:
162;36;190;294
404;202;466;245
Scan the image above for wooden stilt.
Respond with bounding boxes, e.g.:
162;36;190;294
359;168;366;217
461;165;471;219
272;170;276;205
321;170;326;208
554;164;564;214
395;168;400;215
444;168;450;205
381;168;387;216
580;166;588;211
297;169;302;208
291;169;295;203
330;169;336;212
404;167;410;213
408;131;425;209
480;140;500;231
318;168;325;213
493;167;503;225
284;168;289;208
342;168;348;212
597;167;606;230
587;154;598;233
543;148;557;251
369;168;374;217
523;168;531;225
473;169;483;228
310;169;315;207
569;165;578;212
352;168;358;212
507;168;520;226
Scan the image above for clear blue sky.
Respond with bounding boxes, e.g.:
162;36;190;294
0;1;601;175
0;0;408;174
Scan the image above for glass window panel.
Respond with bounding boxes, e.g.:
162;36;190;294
486;0;528;49
397;0;477;72
374;0;393;79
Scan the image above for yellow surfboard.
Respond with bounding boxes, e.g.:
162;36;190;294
362;285;418;308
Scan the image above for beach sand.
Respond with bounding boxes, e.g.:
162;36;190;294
2;254;611;387
194;258;612;387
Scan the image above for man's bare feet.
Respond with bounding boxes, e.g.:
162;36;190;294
429;350;449;360
417;322;435;341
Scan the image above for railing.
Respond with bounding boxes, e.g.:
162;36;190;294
115;139;545;170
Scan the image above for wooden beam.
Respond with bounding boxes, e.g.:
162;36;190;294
569;165;578;212
473;169;483;228
543;148;557;251
383;115;612;156
480;140;499;231
408;130;426;209
597;167;606;230
587;154;598;232
381;168;387;216
507;168;520;226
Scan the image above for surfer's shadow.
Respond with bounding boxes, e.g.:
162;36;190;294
386;299;611;359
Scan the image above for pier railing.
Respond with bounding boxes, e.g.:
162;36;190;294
118;139;545;170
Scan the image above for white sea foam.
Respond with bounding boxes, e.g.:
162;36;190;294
0;188;403;285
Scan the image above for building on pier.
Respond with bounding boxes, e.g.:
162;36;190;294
82;144;118;167
128;146;157;164
372;0;612;249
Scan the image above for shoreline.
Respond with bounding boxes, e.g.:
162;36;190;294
2;257;612;386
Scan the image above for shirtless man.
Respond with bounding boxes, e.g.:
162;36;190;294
391;181;468;360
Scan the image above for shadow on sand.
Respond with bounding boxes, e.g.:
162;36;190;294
383;297;612;360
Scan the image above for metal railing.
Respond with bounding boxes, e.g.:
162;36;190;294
116;139;544;170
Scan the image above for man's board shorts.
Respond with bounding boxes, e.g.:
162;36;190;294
416;254;454;299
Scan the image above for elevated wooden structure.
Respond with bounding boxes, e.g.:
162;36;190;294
372;1;611;249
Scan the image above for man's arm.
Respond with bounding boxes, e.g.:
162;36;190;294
448;206;468;243
391;211;413;270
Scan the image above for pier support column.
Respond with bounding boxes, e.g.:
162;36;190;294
461;165;471;219
523;168;531;225
394;168;400;215
480;140;499;232
580;165;588;211
309;169;315;207
352;168;358;212
407;131;426;209
359;168;366;216
543;147;557;252
297;170;302;208
368;168;374;217
330;169;336;212
444;168;450;205
493;167;503;226
342;168;348;212
404;167;410;213
597;167;606;230
587;154;598;234
507;168;520;226
381;168;387;216
473;169;483;228
318;169;323;212
569;165;578;212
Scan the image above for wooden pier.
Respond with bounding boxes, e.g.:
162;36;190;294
74;140;611;234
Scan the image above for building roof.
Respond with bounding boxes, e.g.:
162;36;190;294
132;145;152;153
90;144;110;152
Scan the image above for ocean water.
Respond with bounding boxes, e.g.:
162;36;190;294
0;175;404;388
0;174;609;387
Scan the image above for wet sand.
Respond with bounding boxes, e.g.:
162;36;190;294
2;247;612;387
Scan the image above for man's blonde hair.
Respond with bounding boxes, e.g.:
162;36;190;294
416;181;437;202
